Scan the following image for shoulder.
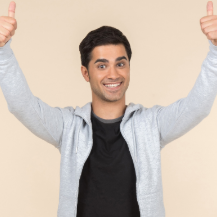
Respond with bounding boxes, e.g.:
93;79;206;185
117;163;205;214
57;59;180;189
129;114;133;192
57;106;76;129
133;103;164;124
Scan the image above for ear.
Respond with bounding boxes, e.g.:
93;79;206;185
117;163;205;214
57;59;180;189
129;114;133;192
81;65;90;82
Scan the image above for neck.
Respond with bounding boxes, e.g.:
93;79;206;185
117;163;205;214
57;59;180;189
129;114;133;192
91;95;127;120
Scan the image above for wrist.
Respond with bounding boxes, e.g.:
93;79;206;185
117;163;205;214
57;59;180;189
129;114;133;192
211;39;217;46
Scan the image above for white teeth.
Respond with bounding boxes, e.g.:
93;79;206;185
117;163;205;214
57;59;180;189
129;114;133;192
104;83;121;87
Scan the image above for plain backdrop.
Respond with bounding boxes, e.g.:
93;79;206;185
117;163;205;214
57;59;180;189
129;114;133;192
0;0;217;216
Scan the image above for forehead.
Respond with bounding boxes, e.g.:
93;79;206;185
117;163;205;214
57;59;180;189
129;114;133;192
90;44;128;61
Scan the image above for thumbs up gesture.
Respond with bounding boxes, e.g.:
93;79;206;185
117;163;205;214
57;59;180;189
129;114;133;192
200;1;217;46
0;1;17;47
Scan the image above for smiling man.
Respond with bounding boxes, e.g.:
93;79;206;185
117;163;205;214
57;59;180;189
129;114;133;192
1;1;217;217
80;33;131;119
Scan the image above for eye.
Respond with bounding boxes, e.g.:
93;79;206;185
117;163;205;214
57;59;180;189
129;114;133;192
98;64;106;69
117;62;125;67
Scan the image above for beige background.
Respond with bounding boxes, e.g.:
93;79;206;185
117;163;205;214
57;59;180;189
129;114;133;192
0;0;217;216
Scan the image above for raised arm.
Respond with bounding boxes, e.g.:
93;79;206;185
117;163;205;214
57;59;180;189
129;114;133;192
0;2;64;151
156;1;217;149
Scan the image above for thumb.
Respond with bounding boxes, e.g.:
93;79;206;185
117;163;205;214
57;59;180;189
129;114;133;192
207;1;213;16
8;1;16;18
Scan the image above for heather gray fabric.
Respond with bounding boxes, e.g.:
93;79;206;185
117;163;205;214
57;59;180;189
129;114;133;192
1;38;217;217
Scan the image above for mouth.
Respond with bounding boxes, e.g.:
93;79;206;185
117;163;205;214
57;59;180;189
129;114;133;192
103;82;123;91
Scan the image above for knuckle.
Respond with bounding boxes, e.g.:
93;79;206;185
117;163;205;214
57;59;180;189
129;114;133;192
204;28;208;34
14;22;17;30
200;16;206;23
9;26;14;32
6;30;10;37
0;34;6;42
11;18;16;25
11;30;15;36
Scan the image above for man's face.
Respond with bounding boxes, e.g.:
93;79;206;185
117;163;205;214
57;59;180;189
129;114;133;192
81;43;130;103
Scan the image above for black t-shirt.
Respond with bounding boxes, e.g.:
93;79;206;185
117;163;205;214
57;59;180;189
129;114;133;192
76;109;140;217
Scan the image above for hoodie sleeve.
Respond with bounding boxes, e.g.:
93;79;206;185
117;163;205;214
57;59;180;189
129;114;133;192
156;39;217;150
0;38;64;150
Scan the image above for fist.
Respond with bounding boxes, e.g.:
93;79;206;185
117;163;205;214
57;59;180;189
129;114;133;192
200;1;217;46
0;1;17;47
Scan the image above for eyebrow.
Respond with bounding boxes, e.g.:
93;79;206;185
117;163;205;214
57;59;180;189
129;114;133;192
94;56;127;64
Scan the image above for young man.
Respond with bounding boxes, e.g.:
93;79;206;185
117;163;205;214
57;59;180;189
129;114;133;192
1;1;217;217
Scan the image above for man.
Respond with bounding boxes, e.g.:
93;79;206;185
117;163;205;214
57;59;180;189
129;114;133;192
0;1;217;217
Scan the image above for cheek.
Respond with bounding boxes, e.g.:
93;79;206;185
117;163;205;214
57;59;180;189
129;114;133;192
124;72;130;86
95;73;105;84
123;70;130;80
90;74;104;87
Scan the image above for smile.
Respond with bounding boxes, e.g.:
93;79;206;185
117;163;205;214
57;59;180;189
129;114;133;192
103;82;123;91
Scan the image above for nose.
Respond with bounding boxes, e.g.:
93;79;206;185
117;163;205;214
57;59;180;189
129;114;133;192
107;65;120;79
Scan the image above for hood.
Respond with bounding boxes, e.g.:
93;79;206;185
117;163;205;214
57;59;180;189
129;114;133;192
74;101;142;126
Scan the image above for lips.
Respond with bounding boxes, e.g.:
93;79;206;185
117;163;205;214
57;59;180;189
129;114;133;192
103;82;123;91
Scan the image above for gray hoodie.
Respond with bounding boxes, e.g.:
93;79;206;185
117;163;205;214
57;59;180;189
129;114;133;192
1;38;217;217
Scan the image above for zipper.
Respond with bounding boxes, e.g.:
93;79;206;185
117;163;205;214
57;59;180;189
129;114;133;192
132;112;137;164
73;113;93;216
131;111;141;213
132;111;139;195
74;136;93;217
120;112;141;214
74;189;78;216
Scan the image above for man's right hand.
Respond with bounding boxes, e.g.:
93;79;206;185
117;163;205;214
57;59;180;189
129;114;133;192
0;1;17;47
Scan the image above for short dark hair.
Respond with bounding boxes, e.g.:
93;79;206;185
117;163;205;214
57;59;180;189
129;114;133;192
79;26;132;71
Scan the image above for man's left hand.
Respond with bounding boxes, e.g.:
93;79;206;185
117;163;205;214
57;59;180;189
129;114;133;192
200;1;217;46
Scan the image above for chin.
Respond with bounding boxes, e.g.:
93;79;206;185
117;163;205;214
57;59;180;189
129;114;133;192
103;93;125;102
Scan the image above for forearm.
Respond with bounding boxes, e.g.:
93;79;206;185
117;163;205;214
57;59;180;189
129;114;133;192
181;40;217;116
0;38;64;149
157;39;217;148
0;38;34;112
